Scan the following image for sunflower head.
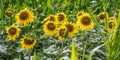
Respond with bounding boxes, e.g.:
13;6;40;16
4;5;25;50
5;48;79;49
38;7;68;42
43;21;57;35
49;15;58;22
77;13;94;31
108;20;116;31
58;26;67;40
6;25;21;41
16;8;34;26
43;15;58;24
76;11;85;18
21;37;36;49
5;9;14;17
64;22;77;36
98;12;108;21
56;12;67;23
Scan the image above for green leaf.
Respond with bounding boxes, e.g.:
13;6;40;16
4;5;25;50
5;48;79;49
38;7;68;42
59;57;63;60
18;53;21;60
32;51;37;60
71;39;78;60
109;10;120;60
88;43;105;60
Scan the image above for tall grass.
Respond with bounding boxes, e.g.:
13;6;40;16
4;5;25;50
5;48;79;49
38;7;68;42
107;10;120;60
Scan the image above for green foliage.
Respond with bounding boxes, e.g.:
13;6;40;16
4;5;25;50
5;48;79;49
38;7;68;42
71;39;77;60
108;10;120;60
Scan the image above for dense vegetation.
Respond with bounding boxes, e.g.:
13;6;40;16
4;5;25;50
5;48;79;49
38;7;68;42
0;0;120;60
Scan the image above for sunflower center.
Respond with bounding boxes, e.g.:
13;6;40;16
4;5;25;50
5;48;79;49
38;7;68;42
49;16;55;21
82;17;91;25
58;14;64;21
109;22;114;28
7;11;13;17
8;27;17;35
99;14;105;20
59;29;66;37
66;24;74;32
20;11;29;20
24;38;34;45
47;23;56;31
8;12;13;16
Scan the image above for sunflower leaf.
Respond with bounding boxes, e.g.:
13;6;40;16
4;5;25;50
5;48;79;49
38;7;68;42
71;39;78;60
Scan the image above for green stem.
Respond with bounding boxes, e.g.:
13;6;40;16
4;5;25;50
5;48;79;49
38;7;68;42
82;40;85;60
28;50;31;60
7;41;12;60
62;40;64;51
82;31;87;60
10;17;13;25
82;44;86;60
18;53;21;60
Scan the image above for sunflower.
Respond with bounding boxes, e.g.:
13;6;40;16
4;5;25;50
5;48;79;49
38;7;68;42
77;13;94;31
42;15;58;24
16;8;34;26
21;37;36;49
6;25;21;41
43;21;57;35
76;11;85;18
108;18;116;31
98;12;108;21
58;26;67;40
56;12;67;23
5;9;14;17
64;22;77;36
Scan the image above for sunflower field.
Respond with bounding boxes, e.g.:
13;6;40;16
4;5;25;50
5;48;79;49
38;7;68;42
0;0;120;60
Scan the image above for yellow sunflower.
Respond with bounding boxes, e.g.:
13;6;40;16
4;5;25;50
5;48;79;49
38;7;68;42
98;12;108;21
58;26;67;40
21;37;36;49
42;15;58;24
76;11;85;18
5;9;14;17
43;21;57;35
6;25;21;41
16;8;34;26
108;19;116;31
77;13;94;31
56;12;67;23
64;22;77;36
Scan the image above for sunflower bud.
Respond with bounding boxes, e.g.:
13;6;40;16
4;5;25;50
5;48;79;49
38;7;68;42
5;9;14;17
